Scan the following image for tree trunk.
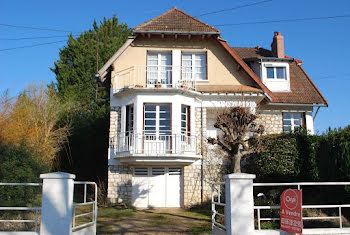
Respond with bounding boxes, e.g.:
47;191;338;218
233;154;241;173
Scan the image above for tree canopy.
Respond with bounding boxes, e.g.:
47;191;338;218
52;16;131;106
51;16;131;182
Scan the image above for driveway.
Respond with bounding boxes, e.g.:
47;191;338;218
97;208;211;235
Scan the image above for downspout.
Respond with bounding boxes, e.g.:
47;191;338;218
313;106;321;121
200;100;204;203
195;97;204;203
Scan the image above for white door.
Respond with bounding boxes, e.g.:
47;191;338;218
132;168;150;208
132;167;182;208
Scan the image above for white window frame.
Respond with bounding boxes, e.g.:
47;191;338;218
181;52;207;81
146;51;172;86
144;103;171;137
283;112;304;132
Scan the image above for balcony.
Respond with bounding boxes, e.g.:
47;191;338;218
109;132;201;165
113;66;197;93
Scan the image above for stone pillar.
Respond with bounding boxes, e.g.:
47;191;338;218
224;173;256;235
40;172;75;235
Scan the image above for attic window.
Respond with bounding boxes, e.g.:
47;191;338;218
266;66;286;79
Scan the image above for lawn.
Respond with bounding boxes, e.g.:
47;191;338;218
96;206;212;235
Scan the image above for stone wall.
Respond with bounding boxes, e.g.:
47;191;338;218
257;112;283;134
107;165;132;205
183;164;212;207
109;106;121;142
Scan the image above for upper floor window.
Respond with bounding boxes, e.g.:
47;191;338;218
182;52;207;81
283;113;303;132
181;105;190;136
147;52;172;85
126;104;134;133
266;66;286;79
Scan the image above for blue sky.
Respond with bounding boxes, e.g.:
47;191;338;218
0;0;349;133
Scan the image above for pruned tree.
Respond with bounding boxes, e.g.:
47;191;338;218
208;107;264;173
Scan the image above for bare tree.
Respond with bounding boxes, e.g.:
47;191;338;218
208;107;264;173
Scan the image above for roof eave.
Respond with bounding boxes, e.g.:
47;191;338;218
133;30;220;35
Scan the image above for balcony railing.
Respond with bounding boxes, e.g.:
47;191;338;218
110;132;197;156
114;66;197;91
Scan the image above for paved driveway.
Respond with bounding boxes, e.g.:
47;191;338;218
97;208;211;235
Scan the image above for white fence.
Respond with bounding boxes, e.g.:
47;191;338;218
0;172;97;235
212;182;226;234
111;132;197;156
212;174;350;235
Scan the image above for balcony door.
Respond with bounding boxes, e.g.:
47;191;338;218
147;52;172;87
144;104;171;154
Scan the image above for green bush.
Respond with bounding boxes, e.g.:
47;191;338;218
246;134;299;182
316;126;350;182
0;142;47;206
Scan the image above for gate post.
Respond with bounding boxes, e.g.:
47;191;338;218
40;172;76;235
224;173;256;235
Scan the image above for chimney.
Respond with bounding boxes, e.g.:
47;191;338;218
271;32;285;58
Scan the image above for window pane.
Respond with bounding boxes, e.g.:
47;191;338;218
145;105;156;111
145;120;156;126
266;67;275;79
283;126;291;132
182;54;192;60
283;113;291;119
160;112;170;119
160;105;170;112
276;67;286;79
145;112;156;119
283;120;291;125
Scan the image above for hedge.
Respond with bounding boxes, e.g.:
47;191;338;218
247;126;350;183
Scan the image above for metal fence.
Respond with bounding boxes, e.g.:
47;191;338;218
0;182;42;233
211;182;226;231
253;182;350;230
72;181;98;232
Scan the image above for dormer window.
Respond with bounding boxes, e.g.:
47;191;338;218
261;62;290;92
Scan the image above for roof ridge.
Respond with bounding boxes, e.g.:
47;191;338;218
133;7;176;30
173;8;220;33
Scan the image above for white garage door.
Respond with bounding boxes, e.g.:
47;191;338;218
132;167;182;208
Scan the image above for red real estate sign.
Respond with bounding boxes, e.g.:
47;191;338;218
280;189;303;234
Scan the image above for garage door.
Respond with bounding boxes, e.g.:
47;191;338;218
132;167;182;208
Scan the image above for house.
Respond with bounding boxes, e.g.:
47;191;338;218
98;7;327;208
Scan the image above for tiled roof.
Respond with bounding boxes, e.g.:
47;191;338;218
133;7;220;34
232;47;328;105
197;85;263;94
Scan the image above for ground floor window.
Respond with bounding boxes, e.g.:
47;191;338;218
283;113;304;132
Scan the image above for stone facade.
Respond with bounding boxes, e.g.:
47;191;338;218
183;164;213;206
107;165;132;205
257;112;283;134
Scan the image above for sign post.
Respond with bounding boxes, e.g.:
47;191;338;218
280;189;303;234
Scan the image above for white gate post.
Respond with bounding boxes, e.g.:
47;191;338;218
40;172;76;235
224;173;256;235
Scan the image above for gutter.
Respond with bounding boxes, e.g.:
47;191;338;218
268;103;327;107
